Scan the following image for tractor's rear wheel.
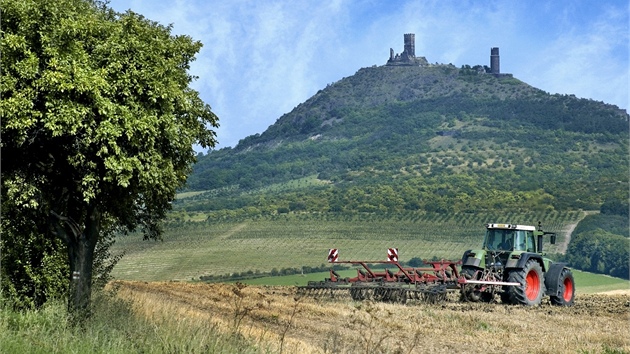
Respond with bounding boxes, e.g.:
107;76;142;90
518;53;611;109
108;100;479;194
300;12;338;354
500;288;512;304
506;259;544;306
550;268;575;306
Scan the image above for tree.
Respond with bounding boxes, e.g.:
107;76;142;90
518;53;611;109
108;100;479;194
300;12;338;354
601;197;630;217
1;0;218;319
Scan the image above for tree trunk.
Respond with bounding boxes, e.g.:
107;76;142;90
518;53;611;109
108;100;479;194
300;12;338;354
51;205;100;322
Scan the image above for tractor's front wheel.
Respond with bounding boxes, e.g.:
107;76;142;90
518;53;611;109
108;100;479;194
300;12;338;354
550;268;575;306
460;267;493;302
460;267;482;302
506;260;545;306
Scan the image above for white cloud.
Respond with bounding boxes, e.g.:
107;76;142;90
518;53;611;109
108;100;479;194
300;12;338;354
108;0;628;149
519;5;629;108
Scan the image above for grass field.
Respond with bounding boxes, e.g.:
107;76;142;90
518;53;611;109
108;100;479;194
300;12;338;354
111;211;585;282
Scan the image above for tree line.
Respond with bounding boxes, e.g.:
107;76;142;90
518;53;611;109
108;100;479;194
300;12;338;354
564;199;629;279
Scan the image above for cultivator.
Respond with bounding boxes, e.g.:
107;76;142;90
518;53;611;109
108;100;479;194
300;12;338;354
297;248;464;303
298;223;576;307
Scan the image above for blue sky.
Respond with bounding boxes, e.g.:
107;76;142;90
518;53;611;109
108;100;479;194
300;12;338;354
108;0;629;150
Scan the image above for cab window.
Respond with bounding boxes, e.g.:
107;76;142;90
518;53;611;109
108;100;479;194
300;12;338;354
514;231;526;251
526;231;536;252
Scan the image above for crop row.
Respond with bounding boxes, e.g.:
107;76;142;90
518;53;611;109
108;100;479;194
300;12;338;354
110;211;582;282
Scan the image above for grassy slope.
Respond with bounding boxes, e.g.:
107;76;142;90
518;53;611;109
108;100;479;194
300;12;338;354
111;211;581;281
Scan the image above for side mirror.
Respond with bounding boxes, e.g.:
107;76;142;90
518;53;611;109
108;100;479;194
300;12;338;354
550;234;556;245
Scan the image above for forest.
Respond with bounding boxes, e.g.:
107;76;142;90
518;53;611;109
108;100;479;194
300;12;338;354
564;199;629;279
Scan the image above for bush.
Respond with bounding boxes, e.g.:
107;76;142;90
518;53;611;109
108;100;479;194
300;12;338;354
277;207;290;214
407;257;425;267
601;198;629;217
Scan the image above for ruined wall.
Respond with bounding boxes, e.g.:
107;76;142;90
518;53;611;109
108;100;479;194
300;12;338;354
404;33;415;57
386;33;427;66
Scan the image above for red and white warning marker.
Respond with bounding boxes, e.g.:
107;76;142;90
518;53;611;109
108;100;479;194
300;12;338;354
328;248;339;263
387;248;399;262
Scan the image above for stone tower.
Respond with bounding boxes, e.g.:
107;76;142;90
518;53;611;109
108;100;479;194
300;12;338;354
490;47;500;75
386;33;428;66
404;33;415;57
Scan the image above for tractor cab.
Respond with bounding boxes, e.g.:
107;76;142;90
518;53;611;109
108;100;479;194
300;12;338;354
483;224;537;253
481;224;538;270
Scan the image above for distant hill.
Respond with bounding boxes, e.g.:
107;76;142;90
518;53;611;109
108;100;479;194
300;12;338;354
182;63;629;215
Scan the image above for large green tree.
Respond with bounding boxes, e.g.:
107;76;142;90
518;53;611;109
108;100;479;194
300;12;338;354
1;0;218;318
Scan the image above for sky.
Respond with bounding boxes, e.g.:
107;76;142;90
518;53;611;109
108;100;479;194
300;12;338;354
108;0;629;150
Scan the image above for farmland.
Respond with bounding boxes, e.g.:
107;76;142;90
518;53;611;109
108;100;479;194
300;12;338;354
107;210;630;353
110;210;584;282
113;281;630;354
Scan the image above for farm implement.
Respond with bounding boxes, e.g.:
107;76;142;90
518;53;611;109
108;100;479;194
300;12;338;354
297;223;576;306
296;248;462;303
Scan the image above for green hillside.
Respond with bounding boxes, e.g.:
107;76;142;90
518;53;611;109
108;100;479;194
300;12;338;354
142;62;630;284
112;211;582;281
181;64;628;216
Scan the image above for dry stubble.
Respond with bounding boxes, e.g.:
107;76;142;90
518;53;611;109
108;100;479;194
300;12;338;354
112;281;630;353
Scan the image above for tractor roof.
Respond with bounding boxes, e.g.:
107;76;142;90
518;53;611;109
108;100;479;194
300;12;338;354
486;223;536;231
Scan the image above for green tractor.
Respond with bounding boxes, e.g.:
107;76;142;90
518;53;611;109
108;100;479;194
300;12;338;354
460;222;575;306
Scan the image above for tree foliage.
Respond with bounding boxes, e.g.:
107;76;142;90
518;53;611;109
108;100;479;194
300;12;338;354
565;229;629;279
1;0;218;316
564;213;629;279
600;197;630;217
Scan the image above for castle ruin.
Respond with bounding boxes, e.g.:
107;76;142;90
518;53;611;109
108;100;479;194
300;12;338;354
489;47;512;77
490;47;500;74
386;33;428;66
386;34;512;77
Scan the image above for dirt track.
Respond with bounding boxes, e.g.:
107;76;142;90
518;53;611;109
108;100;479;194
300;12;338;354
114;281;630;353
557;210;596;254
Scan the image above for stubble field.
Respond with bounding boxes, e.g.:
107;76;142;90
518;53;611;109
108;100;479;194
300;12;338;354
113;281;630;354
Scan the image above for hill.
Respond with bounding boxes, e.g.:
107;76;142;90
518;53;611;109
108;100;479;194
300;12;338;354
180;63;628;215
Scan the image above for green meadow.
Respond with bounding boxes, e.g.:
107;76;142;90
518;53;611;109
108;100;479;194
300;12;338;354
111;211;584;282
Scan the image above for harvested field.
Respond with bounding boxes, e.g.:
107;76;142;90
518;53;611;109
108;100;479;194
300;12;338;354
113;281;630;353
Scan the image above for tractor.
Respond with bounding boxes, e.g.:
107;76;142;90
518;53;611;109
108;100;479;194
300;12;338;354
460;222;575;306
297;222;576;307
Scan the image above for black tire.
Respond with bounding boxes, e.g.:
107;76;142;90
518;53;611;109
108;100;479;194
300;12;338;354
506;259;545;306
550;268;575;306
500;288;512;304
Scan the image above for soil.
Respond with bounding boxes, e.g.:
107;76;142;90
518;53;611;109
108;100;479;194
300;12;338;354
114;281;630;354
